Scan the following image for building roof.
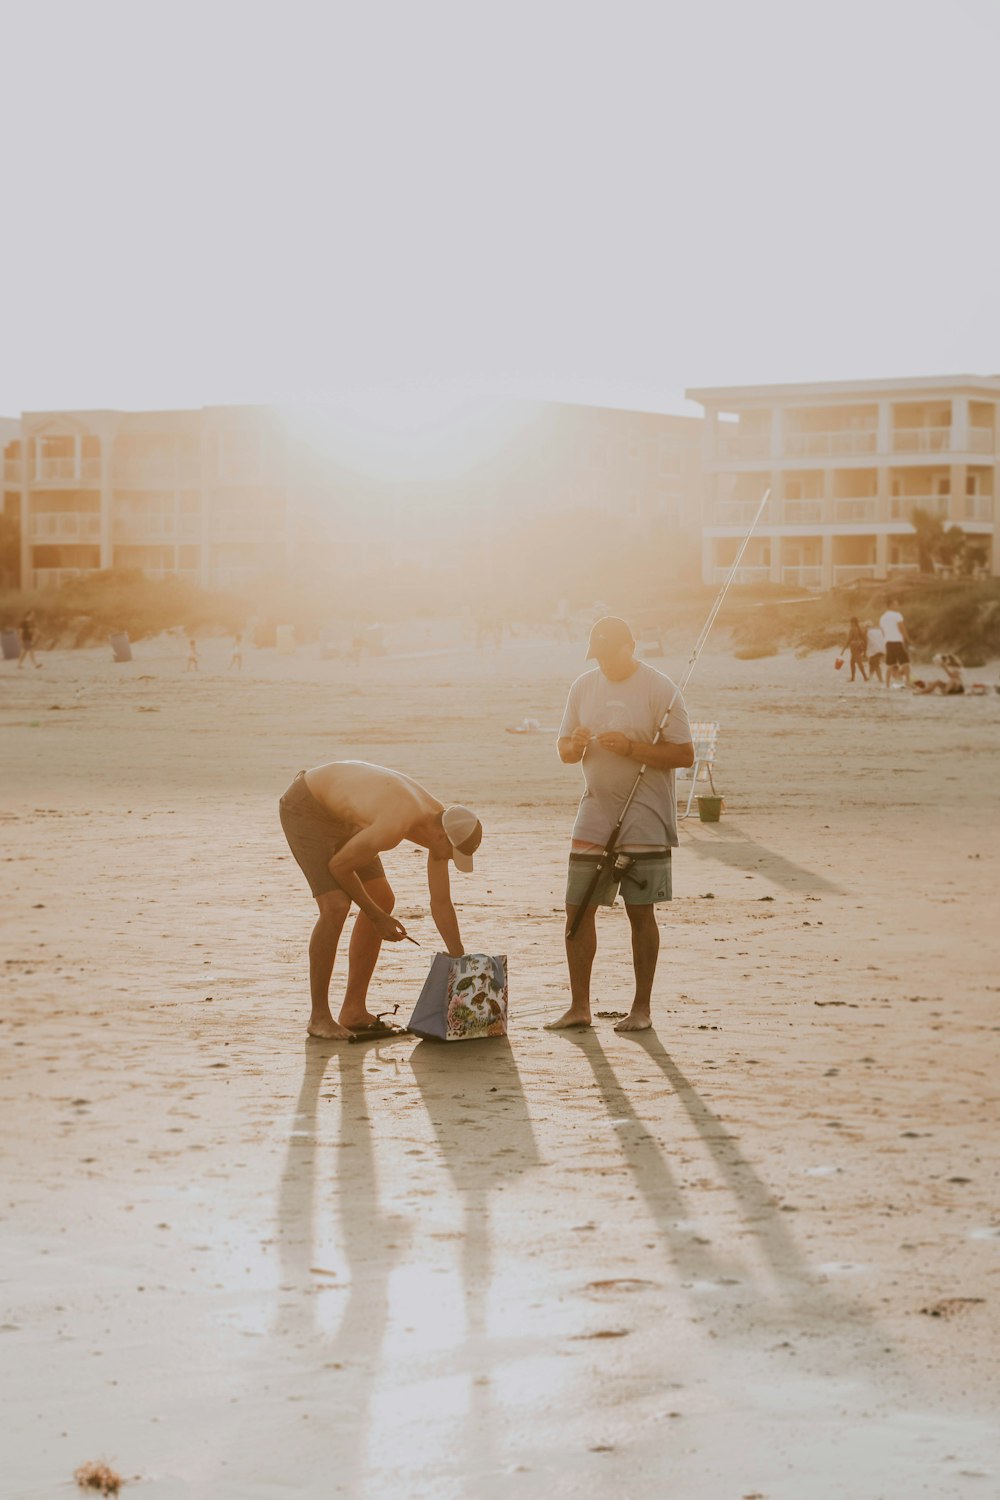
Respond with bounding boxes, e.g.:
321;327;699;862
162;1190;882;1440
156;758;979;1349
686;374;1000;405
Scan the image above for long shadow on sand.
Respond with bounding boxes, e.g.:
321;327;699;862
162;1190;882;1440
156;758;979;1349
273;1040;402;1499
560;1028;892;1366
408;1037;540;1487
683;818;846;896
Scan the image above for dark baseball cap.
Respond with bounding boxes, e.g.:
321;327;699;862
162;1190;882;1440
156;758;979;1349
587;616;635;658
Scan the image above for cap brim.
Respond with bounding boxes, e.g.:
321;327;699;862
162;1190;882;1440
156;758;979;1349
451;847;474;873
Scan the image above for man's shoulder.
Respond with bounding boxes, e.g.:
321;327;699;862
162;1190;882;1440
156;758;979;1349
566;666;602;693
636;660;681;696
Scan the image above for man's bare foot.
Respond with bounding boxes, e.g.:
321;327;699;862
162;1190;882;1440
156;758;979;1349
613;1011;652;1032
339;1010;378;1031
307;1016;354;1041
544;1008;593;1031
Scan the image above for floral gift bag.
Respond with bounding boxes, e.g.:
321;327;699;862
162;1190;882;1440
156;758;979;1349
408;953;509;1042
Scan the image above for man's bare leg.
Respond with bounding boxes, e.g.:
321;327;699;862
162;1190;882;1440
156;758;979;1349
615;904;659;1032
307;891;352;1039
340;877;395;1030
546;903;597;1029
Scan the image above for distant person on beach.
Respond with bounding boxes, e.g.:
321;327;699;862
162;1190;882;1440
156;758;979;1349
548;616;694;1035
879;598;911;689
228;633;243;672
186;638;199;672
864;620;885;684
18;612;41;669
279;761;483;1040
839;617;869;682
913;653;965;695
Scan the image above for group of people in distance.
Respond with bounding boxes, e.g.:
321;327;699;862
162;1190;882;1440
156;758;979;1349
838;597;914;687
278;617;694;1043
839;596;971;695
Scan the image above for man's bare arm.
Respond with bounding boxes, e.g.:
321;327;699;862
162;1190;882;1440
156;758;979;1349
427;855;464;957
594;731;695;770
328;828;407;941
558;726;591;764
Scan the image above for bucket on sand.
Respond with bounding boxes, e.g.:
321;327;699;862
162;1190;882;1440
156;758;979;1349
109;632;132;663
697;795;724;823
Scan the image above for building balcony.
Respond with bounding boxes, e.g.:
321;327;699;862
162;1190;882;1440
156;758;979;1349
715;434;770;461
34;457;103;484
113;515;202;544
3;460;23;484
29;512;102;542
968;427;995;454
890;495;950;522
784;430;877;458
712;500;763;527
834;498;877;523
784;500;824;524
967;495;994;521
712;564;770;585
782;565;823;589
32;567;91;589
891;427;951;454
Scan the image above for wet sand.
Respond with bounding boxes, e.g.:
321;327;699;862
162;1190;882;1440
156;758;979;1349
2;631;999;1498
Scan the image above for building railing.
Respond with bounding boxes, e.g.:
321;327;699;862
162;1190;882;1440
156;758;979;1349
968;427;995;454
29;512;102;541
833;563;878;584
891;426;951;453
715;434;770;461
890;495;950;521
712;500;763;526
834;498;877;522
966;495;994;521
127;567;200;581
3;460;23;483
782;565;823;588
35;457;102;483
785;430;877;457
783;500;824;524
713;564;770;584
32;567;89;589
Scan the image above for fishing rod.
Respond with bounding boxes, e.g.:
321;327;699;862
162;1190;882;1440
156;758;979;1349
567;487;771;940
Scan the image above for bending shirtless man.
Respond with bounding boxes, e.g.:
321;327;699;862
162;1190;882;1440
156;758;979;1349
279;761;482;1039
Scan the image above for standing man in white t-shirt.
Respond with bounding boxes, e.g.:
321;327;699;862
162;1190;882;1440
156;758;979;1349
547;617;694;1033
879;597;912;689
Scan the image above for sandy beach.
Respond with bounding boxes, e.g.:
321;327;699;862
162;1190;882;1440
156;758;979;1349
3;630;999;1499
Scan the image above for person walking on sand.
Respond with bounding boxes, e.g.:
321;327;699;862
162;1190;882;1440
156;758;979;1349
18;612;41;669
186;638;199;672
880;597;912;689
864;619;885;684
839;617;869;682
228;633;243;672
279;760;483;1040
547;616;694;1035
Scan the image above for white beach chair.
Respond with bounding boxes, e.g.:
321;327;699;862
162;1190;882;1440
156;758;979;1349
676;719;720;818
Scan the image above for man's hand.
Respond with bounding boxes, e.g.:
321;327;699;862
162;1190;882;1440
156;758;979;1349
571;726;592;753
596;731;632;758
374;912;408;943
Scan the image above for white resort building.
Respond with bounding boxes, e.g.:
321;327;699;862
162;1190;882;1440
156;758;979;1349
2;406;325;593
687;375;1000;589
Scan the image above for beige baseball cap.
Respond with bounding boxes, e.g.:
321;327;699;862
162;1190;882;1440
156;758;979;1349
442;804;481;872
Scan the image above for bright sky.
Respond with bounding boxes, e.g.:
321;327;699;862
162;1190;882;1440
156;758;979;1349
2;0;997;421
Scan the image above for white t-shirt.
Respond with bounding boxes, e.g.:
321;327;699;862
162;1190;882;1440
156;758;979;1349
558;661;691;847
880;610;905;645
866;626;886;656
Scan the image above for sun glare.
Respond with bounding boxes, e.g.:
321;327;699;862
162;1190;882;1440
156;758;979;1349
277;391;538;485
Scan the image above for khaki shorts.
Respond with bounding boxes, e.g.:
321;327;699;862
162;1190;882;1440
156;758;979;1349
279;771;385;899
566;849;672;908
